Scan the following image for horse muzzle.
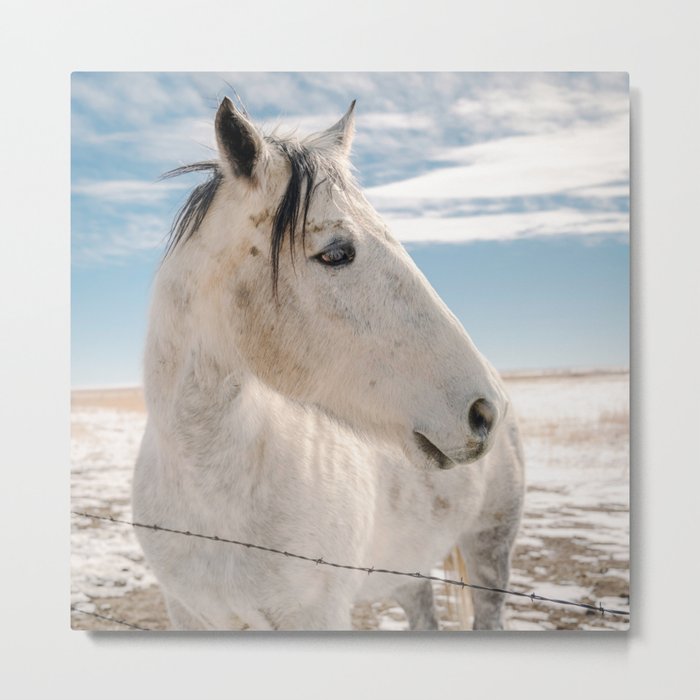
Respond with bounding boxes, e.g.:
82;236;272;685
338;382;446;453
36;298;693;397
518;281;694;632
413;396;506;469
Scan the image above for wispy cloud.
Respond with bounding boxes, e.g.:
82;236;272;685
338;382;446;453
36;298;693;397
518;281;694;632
71;72;629;263
368;115;628;201
72;73;212;129
72;178;191;203
448;75;627;136
276;110;434;138
73;115;217;167
385;209;628;245
72;213;168;266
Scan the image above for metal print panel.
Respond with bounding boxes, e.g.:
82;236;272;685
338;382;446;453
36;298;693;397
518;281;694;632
71;72;630;631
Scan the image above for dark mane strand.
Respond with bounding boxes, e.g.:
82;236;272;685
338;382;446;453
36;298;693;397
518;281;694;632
161;161;222;258
269;141;318;298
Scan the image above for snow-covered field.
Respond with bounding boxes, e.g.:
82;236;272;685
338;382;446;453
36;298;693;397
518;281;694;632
70;371;629;631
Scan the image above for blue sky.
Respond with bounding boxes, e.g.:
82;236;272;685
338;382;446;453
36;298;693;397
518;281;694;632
71;72;629;386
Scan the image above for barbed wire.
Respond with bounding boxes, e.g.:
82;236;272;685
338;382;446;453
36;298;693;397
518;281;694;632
71;604;152;631
71;510;630;622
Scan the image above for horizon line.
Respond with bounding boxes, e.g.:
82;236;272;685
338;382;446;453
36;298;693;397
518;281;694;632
71;365;630;392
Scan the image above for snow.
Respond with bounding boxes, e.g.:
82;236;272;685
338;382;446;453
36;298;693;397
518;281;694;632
71;409;157;602
503;372;629;631
71;371;630;631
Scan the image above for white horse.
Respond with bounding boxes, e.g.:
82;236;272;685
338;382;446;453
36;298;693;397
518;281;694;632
133;98;525;630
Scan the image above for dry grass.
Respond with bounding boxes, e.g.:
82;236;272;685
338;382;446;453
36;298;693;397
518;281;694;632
523;405;629;445
72;387;145;413
599;408;629;426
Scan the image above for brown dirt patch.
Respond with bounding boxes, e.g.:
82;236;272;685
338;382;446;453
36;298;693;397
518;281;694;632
72;585;168;631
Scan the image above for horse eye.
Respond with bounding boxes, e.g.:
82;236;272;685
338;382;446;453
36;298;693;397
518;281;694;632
315;243;355;267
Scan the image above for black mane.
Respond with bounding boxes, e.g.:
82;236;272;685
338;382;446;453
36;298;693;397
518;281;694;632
161;161;223;258
162;139;342;295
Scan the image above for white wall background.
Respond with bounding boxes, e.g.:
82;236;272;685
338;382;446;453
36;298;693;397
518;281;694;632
1;1;698;698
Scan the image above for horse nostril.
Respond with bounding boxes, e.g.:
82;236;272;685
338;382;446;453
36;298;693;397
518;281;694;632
468;398;496;439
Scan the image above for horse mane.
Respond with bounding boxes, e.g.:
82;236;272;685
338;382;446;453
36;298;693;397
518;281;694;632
161;136;346;295
161;161;223;258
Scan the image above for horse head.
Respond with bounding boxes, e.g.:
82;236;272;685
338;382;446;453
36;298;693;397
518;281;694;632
149;97;509;470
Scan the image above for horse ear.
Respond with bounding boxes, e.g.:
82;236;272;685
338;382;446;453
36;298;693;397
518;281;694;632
215;97;264;180
323;100;356;157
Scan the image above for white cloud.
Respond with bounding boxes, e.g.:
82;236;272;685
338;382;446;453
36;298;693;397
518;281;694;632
73;74;211;129
72;179;191;203
449;76;628;136
265;113;344;137
385;209;628;244
73;214;168;265
367;114;628;202
569;183;629;199
256;110;435;146
358;111;434;131
74;115;217;166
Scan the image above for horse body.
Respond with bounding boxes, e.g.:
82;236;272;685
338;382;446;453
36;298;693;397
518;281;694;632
133;98;524;630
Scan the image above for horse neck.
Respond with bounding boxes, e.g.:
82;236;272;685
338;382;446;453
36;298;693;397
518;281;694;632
143;253;257;462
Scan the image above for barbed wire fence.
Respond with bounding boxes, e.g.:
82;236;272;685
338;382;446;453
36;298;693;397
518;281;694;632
71;604;153;631
70;510;630;632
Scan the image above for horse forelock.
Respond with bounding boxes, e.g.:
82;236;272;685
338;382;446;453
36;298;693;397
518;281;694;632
267;137;353;297
161;132;360;296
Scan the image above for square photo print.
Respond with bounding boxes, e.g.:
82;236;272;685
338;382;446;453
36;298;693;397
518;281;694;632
71;72;630;631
